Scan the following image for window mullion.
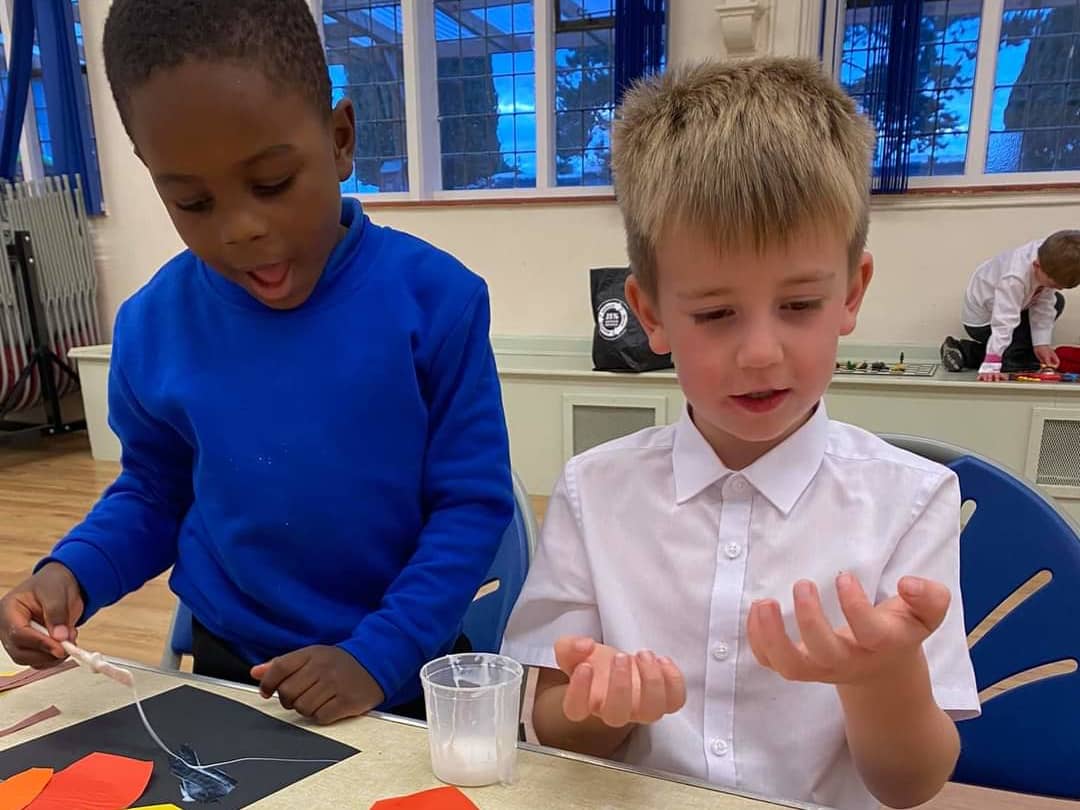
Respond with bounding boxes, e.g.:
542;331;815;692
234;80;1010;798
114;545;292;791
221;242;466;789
966;0;1005;178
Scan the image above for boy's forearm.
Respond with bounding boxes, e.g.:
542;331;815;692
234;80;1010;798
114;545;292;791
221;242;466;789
533;681;634;760
838;651;960;808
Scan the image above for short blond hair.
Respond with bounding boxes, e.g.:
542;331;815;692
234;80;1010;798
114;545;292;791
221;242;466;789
1038;230;1080;288
612;57;875;296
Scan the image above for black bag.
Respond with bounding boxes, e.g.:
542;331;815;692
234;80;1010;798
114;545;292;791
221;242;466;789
590;267;673;373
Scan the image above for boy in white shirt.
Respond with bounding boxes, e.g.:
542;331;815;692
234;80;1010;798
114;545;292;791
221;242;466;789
501;58;979;810
940;232;1080;381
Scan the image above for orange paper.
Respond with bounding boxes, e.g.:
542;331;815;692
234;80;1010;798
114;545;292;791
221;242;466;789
370;786;479;810
0;768;53;810
25;752;152;810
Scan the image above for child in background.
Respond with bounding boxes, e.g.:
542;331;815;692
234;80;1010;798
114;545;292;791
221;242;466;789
502;58;979;810
941;231;1080;381
0;0;513;725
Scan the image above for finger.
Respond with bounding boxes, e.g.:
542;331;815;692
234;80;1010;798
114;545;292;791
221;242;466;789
658;656;687;714
313;697;352;725
292;681;335;718
897;576;951;634
5;599;66;661
792;580;846;669
255;650;310;698
38;588;75;642
599;653;633;728
755;599;818;681
274;666;321;711
561;662;594;723
836;573;889;651
746;601;772;669
554;636;595;676
633;651;666;723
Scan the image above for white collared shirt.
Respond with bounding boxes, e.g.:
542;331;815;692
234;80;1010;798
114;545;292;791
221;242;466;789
501;404;980;810
961;239;1059;358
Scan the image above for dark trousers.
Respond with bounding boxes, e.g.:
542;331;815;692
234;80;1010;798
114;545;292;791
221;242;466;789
190;617;471;721
958;292;1065;371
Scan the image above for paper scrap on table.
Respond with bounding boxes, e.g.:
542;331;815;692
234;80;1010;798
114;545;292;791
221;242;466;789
370;786;479;809
0;663;78;694
0;707;60;739
0;768;53;810
24;752;152;809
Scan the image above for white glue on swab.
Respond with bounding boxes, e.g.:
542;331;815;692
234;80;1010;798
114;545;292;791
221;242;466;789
29;621;341;774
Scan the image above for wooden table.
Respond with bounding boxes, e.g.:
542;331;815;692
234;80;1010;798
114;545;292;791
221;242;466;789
0;649;828;809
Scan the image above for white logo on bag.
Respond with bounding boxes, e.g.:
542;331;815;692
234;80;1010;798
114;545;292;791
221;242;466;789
597;299;629;340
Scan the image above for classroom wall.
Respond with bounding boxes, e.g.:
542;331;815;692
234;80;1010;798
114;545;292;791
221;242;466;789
81;0;1080;348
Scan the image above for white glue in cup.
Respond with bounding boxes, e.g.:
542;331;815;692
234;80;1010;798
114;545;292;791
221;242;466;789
420;652;524;787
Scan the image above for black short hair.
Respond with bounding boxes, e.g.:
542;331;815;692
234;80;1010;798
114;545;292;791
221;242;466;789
104;0;331;133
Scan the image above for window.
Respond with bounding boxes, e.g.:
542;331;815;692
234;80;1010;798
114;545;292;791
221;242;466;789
833;0;1080;185
434;0;536;190
554;0;615;186
321;0;666;199
324;0;409;193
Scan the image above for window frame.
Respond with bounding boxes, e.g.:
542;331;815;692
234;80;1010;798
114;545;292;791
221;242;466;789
327;0;624;202
825;0;1080;190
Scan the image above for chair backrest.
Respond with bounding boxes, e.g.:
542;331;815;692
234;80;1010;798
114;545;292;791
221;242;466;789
881;433;1080;800
461;469;536;653
163;470;537;665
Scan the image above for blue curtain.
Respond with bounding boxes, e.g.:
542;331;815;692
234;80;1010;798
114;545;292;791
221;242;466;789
0;0;34;181
0;0;102;213
863;0;924;194
614;0;666;105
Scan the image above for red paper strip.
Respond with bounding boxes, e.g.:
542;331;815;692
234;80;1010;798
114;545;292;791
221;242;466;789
0;705;60;738
25;752;152;810
370;786;479;810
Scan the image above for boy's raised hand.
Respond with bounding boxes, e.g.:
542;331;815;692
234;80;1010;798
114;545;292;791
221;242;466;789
746;572;950;687
251;645;384;724
0;562;84;668
554;636;686;728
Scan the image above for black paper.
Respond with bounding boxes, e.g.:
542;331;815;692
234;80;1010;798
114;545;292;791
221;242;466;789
0;684;358;807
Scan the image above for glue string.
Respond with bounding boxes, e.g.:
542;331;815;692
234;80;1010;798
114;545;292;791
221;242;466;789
124;668;343;778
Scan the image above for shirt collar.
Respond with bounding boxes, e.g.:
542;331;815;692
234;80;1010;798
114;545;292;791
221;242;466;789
672;401;829;514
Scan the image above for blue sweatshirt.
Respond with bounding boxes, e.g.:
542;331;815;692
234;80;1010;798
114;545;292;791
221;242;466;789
45;199;513;707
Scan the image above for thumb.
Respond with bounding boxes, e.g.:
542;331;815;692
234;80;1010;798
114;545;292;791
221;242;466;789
39;589;75;642
897;577;951;634
554;636;595;676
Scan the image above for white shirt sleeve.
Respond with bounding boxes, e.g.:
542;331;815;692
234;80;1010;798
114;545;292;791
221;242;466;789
876;470;981;720
1028;287;1059;347
500;464;601;670
985;274;1028;362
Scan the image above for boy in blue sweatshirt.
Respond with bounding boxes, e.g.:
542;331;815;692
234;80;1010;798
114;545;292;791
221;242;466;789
0;0;513;725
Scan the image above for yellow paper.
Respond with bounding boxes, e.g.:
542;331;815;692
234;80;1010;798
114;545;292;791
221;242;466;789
0;671;17;677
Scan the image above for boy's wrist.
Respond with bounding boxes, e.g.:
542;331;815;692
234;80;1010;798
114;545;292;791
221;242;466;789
837;647;933;709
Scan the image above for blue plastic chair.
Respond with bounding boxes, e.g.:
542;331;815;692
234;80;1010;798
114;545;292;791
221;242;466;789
881;434;1080;800
162;469;537;666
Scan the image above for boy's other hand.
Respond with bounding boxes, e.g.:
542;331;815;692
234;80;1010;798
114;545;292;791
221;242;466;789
0;562;84;668
977;371;1008;382
747;573;950;688
554;636;686;728
251;645;384;724
1034;344;1060;369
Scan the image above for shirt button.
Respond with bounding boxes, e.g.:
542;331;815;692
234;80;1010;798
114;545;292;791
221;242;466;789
724;542;742;559
710;738;729;757
712;642;730;661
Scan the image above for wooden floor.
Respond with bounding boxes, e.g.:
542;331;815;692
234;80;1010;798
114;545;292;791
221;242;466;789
0;434;1073;810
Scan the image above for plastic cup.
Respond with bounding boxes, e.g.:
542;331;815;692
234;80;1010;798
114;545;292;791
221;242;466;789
420;652;524;787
